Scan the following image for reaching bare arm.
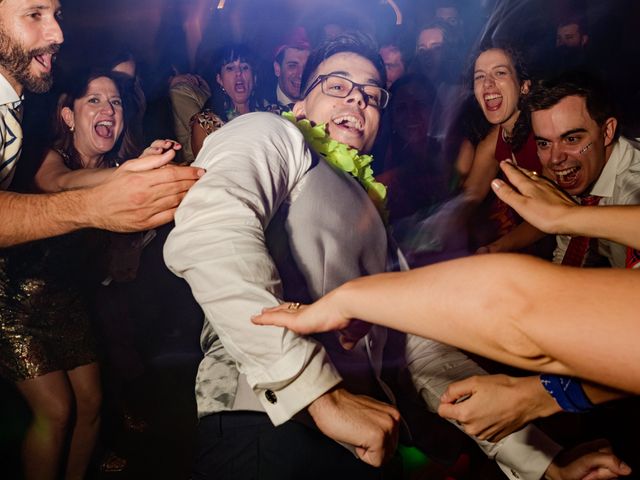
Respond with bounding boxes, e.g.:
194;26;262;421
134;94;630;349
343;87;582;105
254;254;640;394
493;161;640;249
0;151;203;247
462;127;500;204
34;149;114;192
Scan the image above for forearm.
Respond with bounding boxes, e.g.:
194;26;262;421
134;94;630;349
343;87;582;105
37;167;115;192
335;254;640;393
582;381;628;405
561;205;640;250
0;189;94;246
462;128;500;204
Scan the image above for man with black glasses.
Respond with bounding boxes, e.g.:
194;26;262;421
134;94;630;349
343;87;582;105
165;33;615;480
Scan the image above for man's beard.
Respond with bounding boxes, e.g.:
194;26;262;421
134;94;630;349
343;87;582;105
0;28;59;94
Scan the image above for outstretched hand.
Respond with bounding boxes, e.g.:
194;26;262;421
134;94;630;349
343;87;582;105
252;297;369;349
90;150;204;232
491;160;577;234
546;439;631;480
141;139;182;159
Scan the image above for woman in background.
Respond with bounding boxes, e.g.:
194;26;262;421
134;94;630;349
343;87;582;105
190;44;281;157
457;43;546;253
0;70;174;480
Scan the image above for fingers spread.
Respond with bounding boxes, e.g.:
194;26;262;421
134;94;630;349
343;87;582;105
122;150;176;172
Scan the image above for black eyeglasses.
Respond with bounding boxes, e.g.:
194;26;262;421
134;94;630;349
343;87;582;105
303;74;390;109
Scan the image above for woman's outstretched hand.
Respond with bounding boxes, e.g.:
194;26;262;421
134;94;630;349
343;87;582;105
252;296;370;350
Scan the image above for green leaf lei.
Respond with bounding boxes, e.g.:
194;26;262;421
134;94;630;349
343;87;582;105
282;110;388;219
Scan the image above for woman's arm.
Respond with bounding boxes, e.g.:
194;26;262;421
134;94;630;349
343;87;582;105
453;138;475;185
190;111;225;160
190;121;208;159
34;149;114;192
254;254;640;394
462;126;500;204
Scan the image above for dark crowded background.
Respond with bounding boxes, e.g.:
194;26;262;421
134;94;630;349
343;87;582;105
2;0;640;479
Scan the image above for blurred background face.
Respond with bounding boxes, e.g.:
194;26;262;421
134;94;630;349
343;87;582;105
379;45;405;89
473;48;525;128
275;47;309;100
65;76;124;159
417;27;444;51
435;7;460;27
391;81;433;152
556;23;586;48
217;59;254;107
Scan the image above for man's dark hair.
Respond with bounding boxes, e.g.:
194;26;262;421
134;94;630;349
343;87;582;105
379;29;414;69
275;46;306;66
300;31;386;95
526;71;616;127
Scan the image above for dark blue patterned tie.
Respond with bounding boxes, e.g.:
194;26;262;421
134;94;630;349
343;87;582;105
0;101;23;189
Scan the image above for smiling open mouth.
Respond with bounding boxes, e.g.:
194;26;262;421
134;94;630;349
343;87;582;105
553;165;581;186
484;93;502;110
95;120;115;138
33;53;53;72
332;114;363;133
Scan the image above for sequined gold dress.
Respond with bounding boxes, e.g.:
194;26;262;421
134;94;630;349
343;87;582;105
0;230;105;382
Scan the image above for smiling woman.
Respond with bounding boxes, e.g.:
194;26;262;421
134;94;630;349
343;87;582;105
457;43;549;255
189;43;283;158
33;70;135;191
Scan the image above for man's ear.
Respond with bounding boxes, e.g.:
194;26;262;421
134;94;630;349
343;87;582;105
273;61;281;78
292;100;305;118
61;107;75;129
603;117;617;147
521;79;531;95
581;34;589;47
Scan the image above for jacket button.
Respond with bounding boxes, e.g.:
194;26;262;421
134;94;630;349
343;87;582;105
265;390;277;404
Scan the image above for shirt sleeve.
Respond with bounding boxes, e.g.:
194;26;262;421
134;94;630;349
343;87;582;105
164;113;342;425
168;80;211;163
405;334;562;480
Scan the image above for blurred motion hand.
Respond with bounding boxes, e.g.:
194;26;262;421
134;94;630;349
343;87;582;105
545;439;631;480
438;374;559;442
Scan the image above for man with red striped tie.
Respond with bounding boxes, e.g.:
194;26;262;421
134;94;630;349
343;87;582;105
438;71;639;453
529;71;640;269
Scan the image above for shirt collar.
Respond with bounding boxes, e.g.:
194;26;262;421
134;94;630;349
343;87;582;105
589;138;626;198
276;84;296;106
0;73;22;107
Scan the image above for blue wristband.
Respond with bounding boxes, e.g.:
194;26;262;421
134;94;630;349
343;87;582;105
540;374;594;413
